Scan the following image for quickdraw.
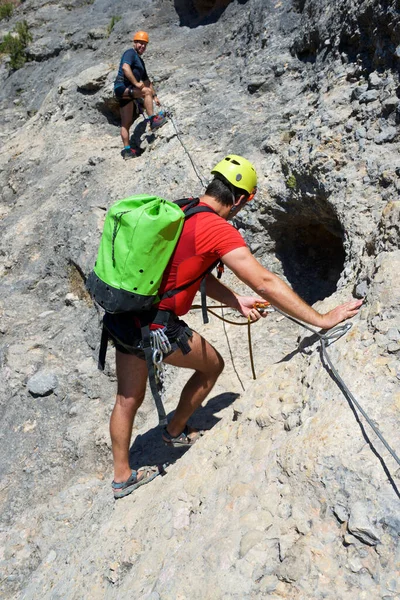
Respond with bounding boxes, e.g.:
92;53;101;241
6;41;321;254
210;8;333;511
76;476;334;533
150;328;172;385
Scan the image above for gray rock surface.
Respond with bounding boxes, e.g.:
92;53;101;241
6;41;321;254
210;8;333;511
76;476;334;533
0;0;399;598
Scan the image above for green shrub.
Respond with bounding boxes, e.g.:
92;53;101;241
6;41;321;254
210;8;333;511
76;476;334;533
107;15;121;36
0;2;14;20
15;19;31;45
0;19;32;70
286;174;297;189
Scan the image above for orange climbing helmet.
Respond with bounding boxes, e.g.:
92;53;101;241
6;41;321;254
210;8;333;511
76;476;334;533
133;31;149;44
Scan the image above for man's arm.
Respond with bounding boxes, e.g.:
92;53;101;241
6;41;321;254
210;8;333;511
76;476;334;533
205;273;266;321
122;63;143;88
222;247;362;329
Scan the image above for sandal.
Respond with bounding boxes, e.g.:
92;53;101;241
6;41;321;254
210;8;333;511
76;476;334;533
162;425;205;448
112;465;162;499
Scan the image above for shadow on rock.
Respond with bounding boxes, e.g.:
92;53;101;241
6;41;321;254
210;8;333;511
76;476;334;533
130;118;148;153
276;332;320;363
129;391;239;470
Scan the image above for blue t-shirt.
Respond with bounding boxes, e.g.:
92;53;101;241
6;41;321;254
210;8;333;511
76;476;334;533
115;48;148;87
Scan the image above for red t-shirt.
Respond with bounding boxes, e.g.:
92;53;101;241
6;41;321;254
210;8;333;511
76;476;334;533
157;203;246;316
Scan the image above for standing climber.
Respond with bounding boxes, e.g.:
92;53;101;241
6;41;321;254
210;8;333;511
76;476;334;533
103;155;363;498
114;31;167;159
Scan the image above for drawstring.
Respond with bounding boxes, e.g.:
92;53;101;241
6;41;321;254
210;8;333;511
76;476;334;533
111;211;129;267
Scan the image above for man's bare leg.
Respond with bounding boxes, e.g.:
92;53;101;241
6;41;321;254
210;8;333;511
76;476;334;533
119;100;134;147
110;351;148;482
164;331;224;437
139;86;154;117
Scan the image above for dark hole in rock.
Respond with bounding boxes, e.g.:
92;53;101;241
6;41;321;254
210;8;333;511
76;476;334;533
274;219;346;305
174;0;249;27
95;98;121;126
254;194;346;305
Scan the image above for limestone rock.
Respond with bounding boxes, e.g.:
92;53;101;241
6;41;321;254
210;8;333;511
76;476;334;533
27;371;58;397
0;0;399;598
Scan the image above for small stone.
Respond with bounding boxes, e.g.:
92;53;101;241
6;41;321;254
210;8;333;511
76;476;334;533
348;555;363;572
387;341;400;354
359;90;379;104
352;85;368;100
68;405;79;417
27;371;58;397
355;280;368;298
375;127;397;144
368;72;382;89
355;127;366;140
382;96;399;112
65;293;79;306
333;503;348;523
387;328;400;341
348;501;380;546
343;533;360;546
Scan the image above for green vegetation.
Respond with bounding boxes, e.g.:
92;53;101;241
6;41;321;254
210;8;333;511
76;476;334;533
0;19;32;70
0;2;14;20
107;15;121;36
286;174;297;189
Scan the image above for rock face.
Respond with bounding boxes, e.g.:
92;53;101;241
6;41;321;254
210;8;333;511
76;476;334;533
0;0;399;598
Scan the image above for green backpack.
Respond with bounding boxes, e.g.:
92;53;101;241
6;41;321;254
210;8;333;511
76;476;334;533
86;194;218;425
86;194;191;313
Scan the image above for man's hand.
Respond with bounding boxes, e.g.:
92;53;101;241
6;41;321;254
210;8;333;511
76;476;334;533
154;95;161;106
236;296;270;321
318;299;363;330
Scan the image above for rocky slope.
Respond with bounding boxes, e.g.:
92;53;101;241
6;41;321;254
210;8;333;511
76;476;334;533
0;0;399;598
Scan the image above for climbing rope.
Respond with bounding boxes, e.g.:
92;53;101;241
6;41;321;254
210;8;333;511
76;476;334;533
159;103;208;188
192;302;400;468
273;306;400;468
191;303;266;382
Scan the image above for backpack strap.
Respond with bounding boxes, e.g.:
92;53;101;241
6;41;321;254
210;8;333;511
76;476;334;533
161;199;221;323
98;322;109;371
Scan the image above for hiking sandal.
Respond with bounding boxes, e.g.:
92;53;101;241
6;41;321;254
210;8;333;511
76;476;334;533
121;147;138;160
162;425;204;448
112;465;161;499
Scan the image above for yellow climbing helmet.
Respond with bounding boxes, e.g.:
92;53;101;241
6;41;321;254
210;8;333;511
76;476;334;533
211;155;257;196
133;31;149;43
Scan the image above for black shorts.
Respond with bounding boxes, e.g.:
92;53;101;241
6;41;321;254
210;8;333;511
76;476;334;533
103;311;193;360
114;83;134;108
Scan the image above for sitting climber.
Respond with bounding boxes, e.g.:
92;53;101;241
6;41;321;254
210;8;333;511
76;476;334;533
114;30;167;160
102;154;363;498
